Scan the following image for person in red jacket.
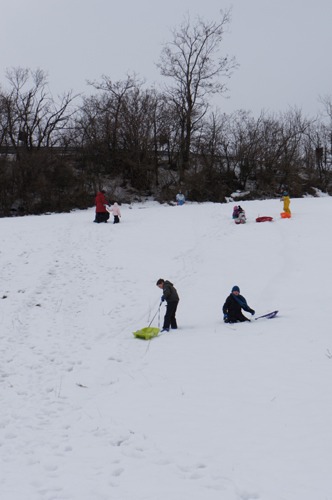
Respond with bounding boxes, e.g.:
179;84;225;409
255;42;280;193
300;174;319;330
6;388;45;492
94;190;110;223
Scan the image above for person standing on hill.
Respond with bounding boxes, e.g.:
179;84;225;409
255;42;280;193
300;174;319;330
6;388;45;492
281;191;291;215
223;286;255;323
156;279;179;332
111;202;121;224
94;190;110;223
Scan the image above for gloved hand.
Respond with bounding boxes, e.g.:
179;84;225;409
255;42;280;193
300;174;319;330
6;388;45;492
250;309;255;315
161;296;165;302
223;313;228;322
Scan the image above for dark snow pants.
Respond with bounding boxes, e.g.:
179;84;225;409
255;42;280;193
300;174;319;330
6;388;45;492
94;212;109;223
226;312;250;323
163;300;179;329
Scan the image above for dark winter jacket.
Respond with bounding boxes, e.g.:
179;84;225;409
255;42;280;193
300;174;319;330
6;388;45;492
95;192;108;213
223;293;254;323
162;281;179;303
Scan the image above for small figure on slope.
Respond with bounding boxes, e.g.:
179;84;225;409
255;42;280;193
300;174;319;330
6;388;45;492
176;191;186;206
232;205;246;224
94;190;110;223
281;191;291;218
111;202;121;224
223;285;255;323
156;278;180;332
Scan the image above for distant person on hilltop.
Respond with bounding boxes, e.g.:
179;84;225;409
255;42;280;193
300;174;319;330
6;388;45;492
94;190;110;223
176;191;186;205
156;278;180;332
223;286;255;323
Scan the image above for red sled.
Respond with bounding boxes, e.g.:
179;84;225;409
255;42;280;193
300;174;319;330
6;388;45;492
256;216;273;223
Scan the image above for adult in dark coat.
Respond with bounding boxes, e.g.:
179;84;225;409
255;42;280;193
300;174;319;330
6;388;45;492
94;190;110;223
223;285;255;323
156;279;179;332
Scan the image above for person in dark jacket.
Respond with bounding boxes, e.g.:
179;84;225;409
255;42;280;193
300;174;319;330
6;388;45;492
156;278;179;332
94;190;110;223
223;285;255;323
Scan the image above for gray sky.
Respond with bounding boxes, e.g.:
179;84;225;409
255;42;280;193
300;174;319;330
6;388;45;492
1;0;331;117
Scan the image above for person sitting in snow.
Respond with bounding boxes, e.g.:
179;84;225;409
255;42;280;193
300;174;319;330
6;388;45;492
232;205;246;224
232;205;239;219
156;278;179;332
176;191;186;205
110;202;121;224
223;286;255;323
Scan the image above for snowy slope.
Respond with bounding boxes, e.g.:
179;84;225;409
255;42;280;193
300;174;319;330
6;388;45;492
1;197;331;500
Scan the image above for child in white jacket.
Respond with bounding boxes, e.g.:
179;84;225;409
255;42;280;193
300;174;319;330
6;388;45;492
111;202;121;224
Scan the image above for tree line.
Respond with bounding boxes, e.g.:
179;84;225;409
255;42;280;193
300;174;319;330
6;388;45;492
0;10;331;216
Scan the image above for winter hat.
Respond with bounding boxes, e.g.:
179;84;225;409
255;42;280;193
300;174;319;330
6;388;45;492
232;285;240;293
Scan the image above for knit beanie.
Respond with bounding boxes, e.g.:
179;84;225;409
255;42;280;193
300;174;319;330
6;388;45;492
232;285;240;293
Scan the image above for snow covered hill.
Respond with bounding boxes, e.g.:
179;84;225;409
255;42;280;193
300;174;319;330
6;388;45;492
1;197;332;500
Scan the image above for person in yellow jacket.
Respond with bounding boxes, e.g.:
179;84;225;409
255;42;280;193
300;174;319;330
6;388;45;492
281;191;291;217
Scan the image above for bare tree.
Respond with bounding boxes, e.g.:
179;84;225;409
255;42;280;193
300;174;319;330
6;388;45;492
87;74;137;166
304;118;332;191
157;9;237;180
318;94;332;172
0;68;83;216
3;67;77;152
78;76;167;189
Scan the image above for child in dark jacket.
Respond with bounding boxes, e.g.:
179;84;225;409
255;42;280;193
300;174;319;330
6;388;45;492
156;279;179;332
223;286;255;323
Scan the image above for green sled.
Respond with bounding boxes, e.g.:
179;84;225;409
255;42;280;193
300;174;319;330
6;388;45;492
133;327;160;340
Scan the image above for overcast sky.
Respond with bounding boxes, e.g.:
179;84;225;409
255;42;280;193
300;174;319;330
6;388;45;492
1;0;331;117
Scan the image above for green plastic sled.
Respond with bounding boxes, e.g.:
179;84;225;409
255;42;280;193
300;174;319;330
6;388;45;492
133;327;160;340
